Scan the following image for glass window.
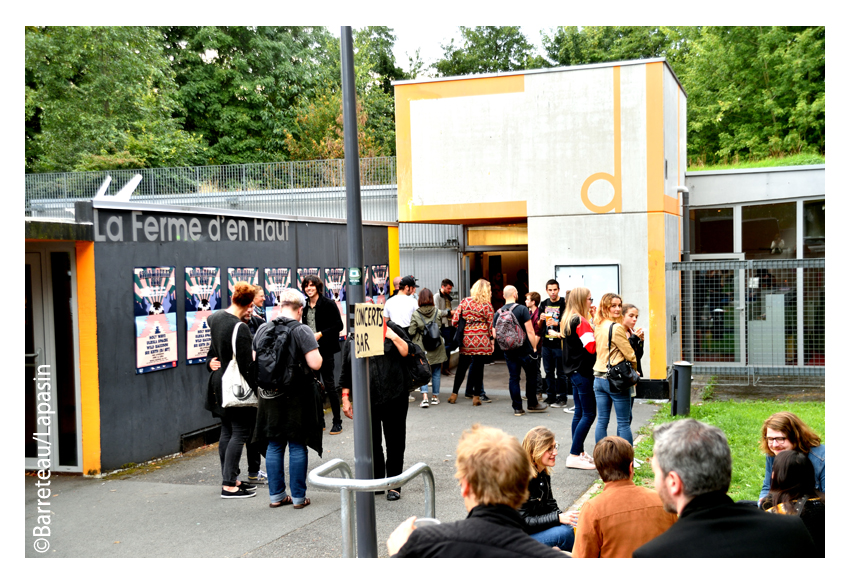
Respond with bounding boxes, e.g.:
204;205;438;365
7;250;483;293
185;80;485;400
742;202;796;259
691;208;733;254
803;200;825;258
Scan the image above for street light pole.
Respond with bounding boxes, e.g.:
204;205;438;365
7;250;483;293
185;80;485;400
340;25;377;558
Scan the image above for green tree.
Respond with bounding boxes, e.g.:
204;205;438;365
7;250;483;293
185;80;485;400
25;26;203;172
681;26;825;164
542;26;691;70
433;26;538;76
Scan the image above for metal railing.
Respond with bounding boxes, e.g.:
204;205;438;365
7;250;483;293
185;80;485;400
25;157;398;222
669;258;825;382
307;458;436;558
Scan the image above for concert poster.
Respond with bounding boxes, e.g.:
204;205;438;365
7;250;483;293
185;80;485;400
263;268;292;322
324;268;347;339
371;264;389;305
184;267;220;365
227;267;259;305
134;266;178;374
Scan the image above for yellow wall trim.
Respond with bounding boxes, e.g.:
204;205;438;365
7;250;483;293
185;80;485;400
395;76;525;223
581;66;622;214
402;201;527;225
387;226;400;295
75;241;101;475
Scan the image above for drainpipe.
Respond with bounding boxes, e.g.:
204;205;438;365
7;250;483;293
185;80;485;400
677;185;692;362
678;186;690;262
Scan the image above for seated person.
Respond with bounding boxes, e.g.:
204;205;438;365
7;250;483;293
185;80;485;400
387;424;567;558
759;412;825;507
518;426;578;551
572;436;677;558
764;450;825;557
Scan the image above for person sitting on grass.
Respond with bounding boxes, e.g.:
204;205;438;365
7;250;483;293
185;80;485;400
758;411;825;508
763;450;825;557
518;426;579;551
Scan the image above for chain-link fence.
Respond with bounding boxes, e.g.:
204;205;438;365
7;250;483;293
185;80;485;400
25;157;398;222
670;258;825;384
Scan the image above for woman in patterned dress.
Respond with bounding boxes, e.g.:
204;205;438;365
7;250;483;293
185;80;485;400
447;279;494;406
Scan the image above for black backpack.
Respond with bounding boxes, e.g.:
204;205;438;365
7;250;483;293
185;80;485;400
422;311;442;352
404;341;433;391
253;317;306;399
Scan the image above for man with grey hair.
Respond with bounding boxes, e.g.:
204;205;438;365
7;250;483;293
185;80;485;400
633;418;816;557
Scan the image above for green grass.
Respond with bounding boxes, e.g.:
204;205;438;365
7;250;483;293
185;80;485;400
688;152;824;172
632;401;825;501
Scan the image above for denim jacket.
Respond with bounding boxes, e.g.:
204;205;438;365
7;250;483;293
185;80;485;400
760;443;825;502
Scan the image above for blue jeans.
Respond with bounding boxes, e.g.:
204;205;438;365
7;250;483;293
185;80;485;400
541;346;568;402
505;352;540;410
569;371;596;456
594;377;633;445
529;524;575;551
266;439;308;505
421;363;441;395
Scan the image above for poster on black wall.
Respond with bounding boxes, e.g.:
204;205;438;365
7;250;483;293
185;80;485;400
297;267;320;288
227;267;259;305
185;267;221;365
134;266;178;374
324;267;347;339
371;264;389;304
264;267;291;322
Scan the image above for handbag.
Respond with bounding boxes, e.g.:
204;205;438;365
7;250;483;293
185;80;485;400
606;323;639;394
422;310;443;351
222;322;258;407
452;308;466;349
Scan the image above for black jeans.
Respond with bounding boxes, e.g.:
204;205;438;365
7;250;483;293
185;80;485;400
219;406;256;487
371;392;410;490
451;354;484;396
320;351;341;425
245;417;265;475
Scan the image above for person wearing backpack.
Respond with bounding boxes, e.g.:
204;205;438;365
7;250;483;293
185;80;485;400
493;285;546;416
340;319;413;501
252;288;324;509
408;288;448;407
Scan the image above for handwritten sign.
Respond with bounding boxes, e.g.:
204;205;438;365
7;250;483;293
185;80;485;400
354;303;385;358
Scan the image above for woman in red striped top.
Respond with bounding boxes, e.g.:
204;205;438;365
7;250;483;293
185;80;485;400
447;279;495;406
559;287;598;470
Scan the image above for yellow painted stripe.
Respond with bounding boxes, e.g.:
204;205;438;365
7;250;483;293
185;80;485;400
646;61;668;379
75;241;100;475
387;226;400;295
580;67;622;214
404;201;527;225
395;76;525;223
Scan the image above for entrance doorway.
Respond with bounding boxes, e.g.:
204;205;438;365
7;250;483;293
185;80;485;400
25;247;82;472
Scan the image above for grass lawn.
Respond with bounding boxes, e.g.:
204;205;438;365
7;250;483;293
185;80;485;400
688;152;824;172
631;400;826;501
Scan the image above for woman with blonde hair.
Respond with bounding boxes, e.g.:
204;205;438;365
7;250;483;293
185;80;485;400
448;279;494;406
519;426;579;551
592;293;638;445
559;287;597;469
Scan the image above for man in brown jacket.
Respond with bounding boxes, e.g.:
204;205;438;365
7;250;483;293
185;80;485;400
572;436;677;557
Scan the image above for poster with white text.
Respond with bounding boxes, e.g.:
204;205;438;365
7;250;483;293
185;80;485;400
264;268;292;322
371;264;389;305
227;267;259;305
134;266;178;374
185;267;220;364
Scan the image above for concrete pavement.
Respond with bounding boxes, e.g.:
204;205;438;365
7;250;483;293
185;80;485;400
24;361;662;558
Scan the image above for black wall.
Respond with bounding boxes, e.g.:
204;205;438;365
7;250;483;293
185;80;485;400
92;207;389;469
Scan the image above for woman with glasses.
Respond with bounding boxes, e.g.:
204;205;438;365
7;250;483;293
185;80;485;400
519;427;580;551
758;412;825;508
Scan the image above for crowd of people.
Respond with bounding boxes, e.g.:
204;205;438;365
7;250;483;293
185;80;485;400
202;274;825;558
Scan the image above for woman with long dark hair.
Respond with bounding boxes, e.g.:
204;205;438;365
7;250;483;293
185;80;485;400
764;450;825;557
447;279;494;406
559;287;597;470
205;281;258;499
408;288;447;407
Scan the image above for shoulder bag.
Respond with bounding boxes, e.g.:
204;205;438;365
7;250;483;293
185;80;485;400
606;323;639;394
222;322;258;407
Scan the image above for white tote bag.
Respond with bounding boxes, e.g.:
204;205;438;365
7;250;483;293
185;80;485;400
221;322;257;408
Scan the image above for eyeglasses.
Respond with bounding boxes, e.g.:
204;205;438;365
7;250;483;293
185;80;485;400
766;436;787;444
546;443;560;453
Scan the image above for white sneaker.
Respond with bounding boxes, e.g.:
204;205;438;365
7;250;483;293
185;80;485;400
565;454;596;470
563;406;575;414
420;399;429;408
580;452;594;463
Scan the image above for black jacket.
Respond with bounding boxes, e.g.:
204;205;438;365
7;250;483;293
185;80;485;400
303;294;344;355
628;332;644;377
394;504;568;558
518;471;561;533
633;491;817;558
338;320;412;406
204;311;257;418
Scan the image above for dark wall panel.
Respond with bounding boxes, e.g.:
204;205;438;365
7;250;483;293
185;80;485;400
93;208;388;469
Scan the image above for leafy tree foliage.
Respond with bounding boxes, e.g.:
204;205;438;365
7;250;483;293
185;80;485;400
542;26;690;69
433;26;537;76
25;26;204;172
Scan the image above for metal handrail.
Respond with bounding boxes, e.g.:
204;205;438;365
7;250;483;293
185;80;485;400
307;458;436;558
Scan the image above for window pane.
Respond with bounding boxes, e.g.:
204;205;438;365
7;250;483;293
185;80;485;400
803;200;825;258
691;208;733;254
742;202;796;259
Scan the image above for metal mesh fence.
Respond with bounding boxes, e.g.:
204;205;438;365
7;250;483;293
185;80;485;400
670;259;825;380
25;157;398;222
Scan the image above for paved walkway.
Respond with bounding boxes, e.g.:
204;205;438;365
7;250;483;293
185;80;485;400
24;362;662;558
